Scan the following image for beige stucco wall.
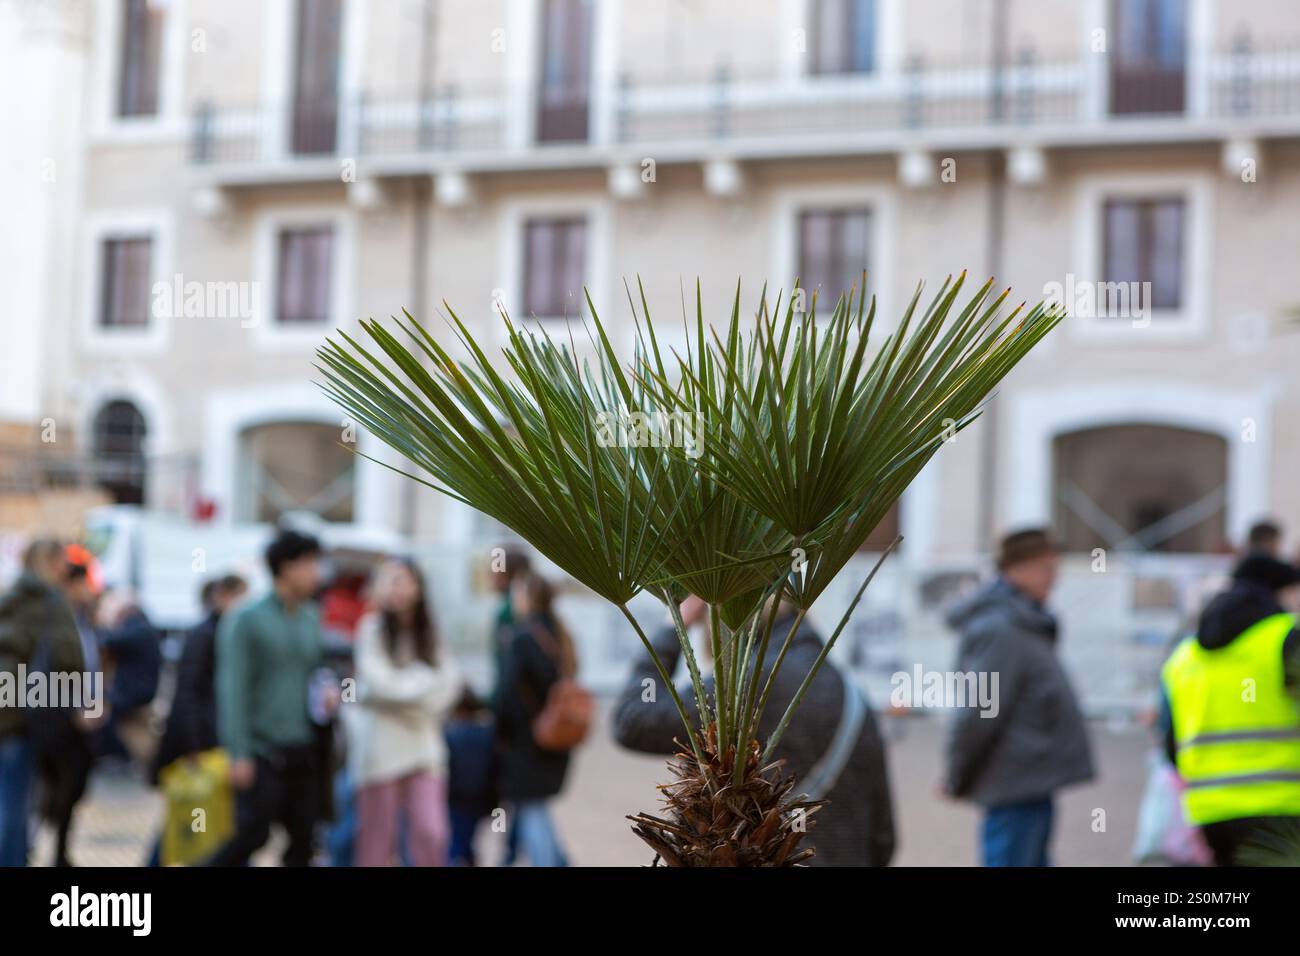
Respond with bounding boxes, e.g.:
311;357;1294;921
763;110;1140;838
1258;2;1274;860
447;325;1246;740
52;0;1300;555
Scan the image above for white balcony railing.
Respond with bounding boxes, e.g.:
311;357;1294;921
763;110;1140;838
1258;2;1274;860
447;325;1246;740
190;37;1300;173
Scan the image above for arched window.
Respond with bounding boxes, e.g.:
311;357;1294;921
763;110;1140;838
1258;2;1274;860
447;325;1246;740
238;421;355;523
1053;424;1228;553
92;400;148;504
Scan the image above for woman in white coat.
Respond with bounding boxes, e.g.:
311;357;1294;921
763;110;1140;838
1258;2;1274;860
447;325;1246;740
350;558;460;866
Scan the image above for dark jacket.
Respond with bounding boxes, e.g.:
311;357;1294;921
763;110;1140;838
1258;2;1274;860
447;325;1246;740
944;578;1094;807
101;609;162;714
446;715;499;813
611;613;896;867
1158;580;1300;764
0;572;85;740
492;613;571;801
151;610;222;781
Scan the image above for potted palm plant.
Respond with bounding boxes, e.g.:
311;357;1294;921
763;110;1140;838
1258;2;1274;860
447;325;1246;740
316;273;1062;866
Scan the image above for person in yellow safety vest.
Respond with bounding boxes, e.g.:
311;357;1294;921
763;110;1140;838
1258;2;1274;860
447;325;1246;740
1159;554;1300;866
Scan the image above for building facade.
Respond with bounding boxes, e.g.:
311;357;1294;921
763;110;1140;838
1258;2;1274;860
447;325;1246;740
13;0;1300;700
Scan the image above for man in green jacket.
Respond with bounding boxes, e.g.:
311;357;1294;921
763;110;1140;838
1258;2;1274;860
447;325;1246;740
0;540;86;866
207;530;337;866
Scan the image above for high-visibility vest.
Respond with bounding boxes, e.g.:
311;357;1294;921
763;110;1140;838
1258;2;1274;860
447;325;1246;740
1162;612;1300;825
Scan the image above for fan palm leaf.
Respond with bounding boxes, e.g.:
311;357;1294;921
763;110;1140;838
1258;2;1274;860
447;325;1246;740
316;272;1063;864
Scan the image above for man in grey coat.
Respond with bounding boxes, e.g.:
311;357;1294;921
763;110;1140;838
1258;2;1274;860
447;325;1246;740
942;528;1094;866
612;596;896;866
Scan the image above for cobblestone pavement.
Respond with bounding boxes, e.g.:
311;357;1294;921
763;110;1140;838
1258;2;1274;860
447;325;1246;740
33;706;1153;867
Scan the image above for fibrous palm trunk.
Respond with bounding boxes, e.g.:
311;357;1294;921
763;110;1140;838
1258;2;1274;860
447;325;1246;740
627;724;826;867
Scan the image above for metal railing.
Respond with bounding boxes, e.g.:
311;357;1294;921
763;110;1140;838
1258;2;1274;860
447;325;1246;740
190;37;1300;169
0;444;202;518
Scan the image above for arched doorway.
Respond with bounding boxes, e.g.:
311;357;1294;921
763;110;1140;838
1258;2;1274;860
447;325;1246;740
92;400;148;505
1052;424;1228;553
237;420;355;523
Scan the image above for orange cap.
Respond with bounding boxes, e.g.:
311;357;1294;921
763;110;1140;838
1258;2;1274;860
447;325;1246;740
65;543;104;595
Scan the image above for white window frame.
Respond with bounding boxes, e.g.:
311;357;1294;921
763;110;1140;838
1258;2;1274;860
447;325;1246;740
498;193;611;331
504;0;613;149
201;381;399;529
80;209;174;354
250;204;356;352
1070;170;1213;343
771;181;896;327
1003;380;1272;548
1081;0;1216;122
260;0;366;162
91;0;188;142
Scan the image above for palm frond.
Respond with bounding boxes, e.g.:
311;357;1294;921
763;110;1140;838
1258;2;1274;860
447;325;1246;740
316;273;1062;839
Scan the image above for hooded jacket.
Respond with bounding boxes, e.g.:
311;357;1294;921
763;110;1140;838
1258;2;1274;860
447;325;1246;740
0;572;86;740
611;613;897;867
943;578;1094;807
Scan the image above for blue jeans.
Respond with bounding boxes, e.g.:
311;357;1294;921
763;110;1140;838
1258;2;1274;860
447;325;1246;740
513;800;568;867
449;806;484;866
0;735;34;867
981;796;1054;867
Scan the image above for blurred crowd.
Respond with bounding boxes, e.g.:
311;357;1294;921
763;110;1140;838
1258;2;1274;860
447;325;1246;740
0;531;590;867
0;517;1298;868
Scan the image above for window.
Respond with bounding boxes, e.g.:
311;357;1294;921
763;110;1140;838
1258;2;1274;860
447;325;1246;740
522;217;586;318
291;0;343;154
1053;424;1227;553
276;227;334;325
117;0;164;118
810;0;876;76
1110;0;1186;114
92;401;148;505
99;237;153;329
536;0;593;142
1102;197;1184;313
239;422;355;523
797;208;871;309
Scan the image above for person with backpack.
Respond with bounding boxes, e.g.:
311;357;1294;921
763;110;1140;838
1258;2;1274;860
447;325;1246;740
348;558;460;866
0;539;85;867
492;573;590;867
612;594;897;866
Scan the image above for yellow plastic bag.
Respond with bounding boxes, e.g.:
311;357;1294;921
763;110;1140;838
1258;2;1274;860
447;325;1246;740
158;749;235;866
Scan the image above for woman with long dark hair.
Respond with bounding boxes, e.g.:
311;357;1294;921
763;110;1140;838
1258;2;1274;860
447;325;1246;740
349;558;459;866
493;572;579;866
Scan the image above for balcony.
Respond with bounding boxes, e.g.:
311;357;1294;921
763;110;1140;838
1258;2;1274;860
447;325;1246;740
189;36;1300;186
